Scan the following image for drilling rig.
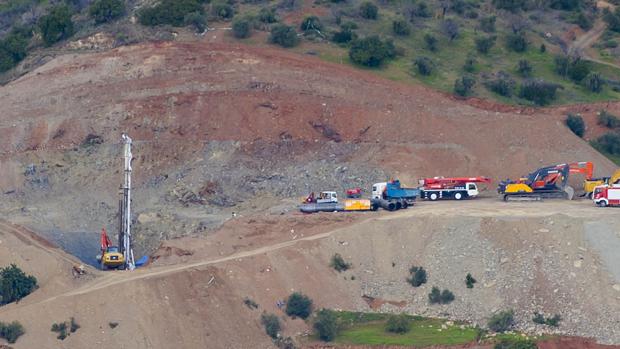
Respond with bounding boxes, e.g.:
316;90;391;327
97;134;135;270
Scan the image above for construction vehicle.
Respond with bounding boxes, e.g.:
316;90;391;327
95;134;136;270
419;177;491;200
96;228;125;270
593;184;620;207
371;179;419;210
300;190;375;213
581;164;620;198
498;163;574;201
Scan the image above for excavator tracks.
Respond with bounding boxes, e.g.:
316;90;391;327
502;186;575;202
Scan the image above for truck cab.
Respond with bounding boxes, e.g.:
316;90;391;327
317;191;338;204
371;183;387;199
593;184;620;207
465;182;480;197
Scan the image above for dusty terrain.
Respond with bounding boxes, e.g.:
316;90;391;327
0;200;619;348
0;39;620;348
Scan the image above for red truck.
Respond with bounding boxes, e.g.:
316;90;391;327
593;185;620;207
419;177;491;200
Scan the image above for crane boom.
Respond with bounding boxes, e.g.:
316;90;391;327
121;134;135;270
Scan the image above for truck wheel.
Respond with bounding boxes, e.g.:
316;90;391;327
454;192;462;200
598;200;608;207
430;193;438;201
401;201;408;209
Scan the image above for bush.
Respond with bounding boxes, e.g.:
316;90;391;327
540;43;546;52
414;2;432;17
551;0;582;10
545;314;561;327
269;24;299;47
38;5;74;46
414;56;434;75
0;264;38;305
261;313;281;339
386;313;410;334
465;273;477;288
184;12;207;33
429;287;441;303
492;0;526;12
442;18;459;41
349;36;395;67
494;340;537;349
330;253;351;272
407;266;428;286
488;310;515;333
479;16;496;32
392;19;411;36
332;28;356;43
566;113;585;137
0;31;29;72
584;72;604;93
454;75;476;96
519;79;562;105
0;321;25;344
212;2;234;20
70;317;80;333
232;18;251;38
506;31;527;52
595;132;620;154
51;321;68;340
258;8;278;23
424;34;438;51
532;312;545;324
138;0;204;27
517;59;532;77
475;35;496;54
88;0;124;24
598;110;620;128
360;2;378;19
576;12;593;30
314;309;338;341
301;16;322;32
554;55;591;82
463;54;476;73
285;292;313;319
604;8;620;32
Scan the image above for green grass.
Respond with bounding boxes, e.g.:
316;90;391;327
329;312;482;347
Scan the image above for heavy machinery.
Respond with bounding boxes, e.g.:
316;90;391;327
498;163;574;201
97;228;125;270
581;166;620;198
300;190;374;213
371;179;419;210
95;134;136;270
419;176;491;200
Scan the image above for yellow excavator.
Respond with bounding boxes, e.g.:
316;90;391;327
584;168;620;198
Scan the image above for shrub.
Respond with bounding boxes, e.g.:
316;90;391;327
463;55;476;73
424;34;438;51
314;309;338;341
604;8;620;32
51;322;66;340
138;0;204;27
555;55;591;82
475;35;496;54
440;289;455;303
261;313;281;339
454;75;476;96
479;16;496;32
566;113;585;137
429;287;441;304
258;8;278;23
576;11;593;30
301;16;322;32
532;312;545;324
38;5;74;46
465;273;477;288
488;310;515;333
285;292;313;319
442;18;459;41
0;264;38;305
0;31;29;72
494;340;537;349
595;132;620;154
414;2;432;17
88;0;125;24
545;314;561;327
407;266;428;286
540;43;546;52
506;31;527;52
492;0;526;12
392;19;411;36
330;253;351;272
269;24;299;47
69;317;80;333
519;79;562;105
551;0;582;10
212;2;234;20
598;110;620;128
584;72;604;93
108;322;119;328
0;321;25;344
349;36;395;67
360;2;379;19
517;59;532;77
232;18;251;38
184;12;207;33
332;28;356;43
244;297;259;309
386;313;410;333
